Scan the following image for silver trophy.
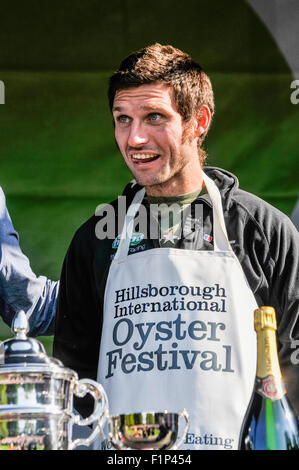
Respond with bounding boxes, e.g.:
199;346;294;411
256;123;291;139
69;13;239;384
0;311;109;450
108;409;189;450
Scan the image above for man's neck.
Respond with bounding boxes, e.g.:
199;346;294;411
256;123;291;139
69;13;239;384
145;187;204;203
145;170;204;197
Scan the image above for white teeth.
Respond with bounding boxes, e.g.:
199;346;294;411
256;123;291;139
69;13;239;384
132;154;158;160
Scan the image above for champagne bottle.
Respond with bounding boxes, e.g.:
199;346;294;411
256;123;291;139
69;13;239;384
239;306;299;450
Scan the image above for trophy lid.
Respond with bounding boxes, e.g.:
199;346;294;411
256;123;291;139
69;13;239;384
0;310;60;367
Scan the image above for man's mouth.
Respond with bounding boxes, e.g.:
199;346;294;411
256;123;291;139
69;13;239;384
131;153;160;164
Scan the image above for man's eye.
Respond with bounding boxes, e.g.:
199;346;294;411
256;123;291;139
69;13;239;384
149;113;162;122
117;115;130;124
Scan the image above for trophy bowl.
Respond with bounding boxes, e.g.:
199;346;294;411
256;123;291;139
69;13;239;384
0;311;109;450
109;409;189;450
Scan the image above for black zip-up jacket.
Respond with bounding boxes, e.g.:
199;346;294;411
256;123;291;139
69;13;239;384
53;167;299;418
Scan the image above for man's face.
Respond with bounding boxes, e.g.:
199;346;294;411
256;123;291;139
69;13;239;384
112;83;203;196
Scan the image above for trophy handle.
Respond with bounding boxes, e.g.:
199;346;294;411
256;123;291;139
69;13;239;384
172;408;189;450
69;378;109;450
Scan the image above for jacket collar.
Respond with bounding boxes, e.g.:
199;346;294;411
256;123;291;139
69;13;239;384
122;166;239;213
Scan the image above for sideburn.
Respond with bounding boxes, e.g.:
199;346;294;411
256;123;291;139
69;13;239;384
181;120;206;165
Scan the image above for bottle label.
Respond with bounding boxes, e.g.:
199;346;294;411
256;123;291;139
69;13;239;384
256;375;285;401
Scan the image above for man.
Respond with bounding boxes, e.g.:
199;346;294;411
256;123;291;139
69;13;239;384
53;44;299;450
0;187;58;336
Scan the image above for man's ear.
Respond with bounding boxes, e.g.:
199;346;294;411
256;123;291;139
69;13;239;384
194;105;211;137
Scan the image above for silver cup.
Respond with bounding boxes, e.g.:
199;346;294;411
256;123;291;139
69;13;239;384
108;409;189;450
0;311;109;450
0;379;109;450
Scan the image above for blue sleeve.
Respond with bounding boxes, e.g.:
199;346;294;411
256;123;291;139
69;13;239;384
0;187;59;336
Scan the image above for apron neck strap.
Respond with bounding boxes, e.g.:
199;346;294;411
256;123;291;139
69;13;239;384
114;173;231;260
202;173;231;252
114;188;146;261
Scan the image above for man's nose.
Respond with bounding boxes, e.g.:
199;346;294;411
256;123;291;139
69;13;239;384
127;122;149;147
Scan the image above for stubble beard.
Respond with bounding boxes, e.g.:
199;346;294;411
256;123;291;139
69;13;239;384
135;151;192;195
121;124;202;193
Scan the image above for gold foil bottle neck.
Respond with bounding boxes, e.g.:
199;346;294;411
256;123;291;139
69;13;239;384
254;306;277;332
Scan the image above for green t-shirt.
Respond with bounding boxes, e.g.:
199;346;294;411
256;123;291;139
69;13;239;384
144;186;206;247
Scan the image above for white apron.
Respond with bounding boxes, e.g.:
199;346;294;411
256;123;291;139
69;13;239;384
96;173;258;450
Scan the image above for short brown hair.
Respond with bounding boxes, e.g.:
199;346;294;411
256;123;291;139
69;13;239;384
108;43;215;163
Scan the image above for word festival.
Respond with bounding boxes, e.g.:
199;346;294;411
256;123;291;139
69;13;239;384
105;282;235;379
